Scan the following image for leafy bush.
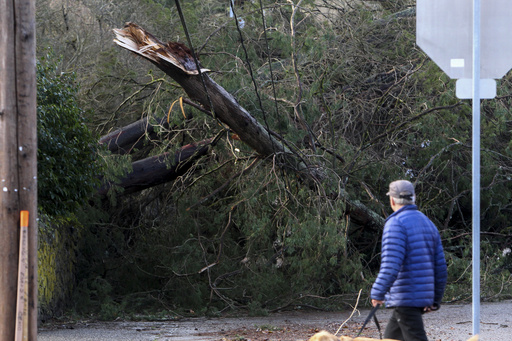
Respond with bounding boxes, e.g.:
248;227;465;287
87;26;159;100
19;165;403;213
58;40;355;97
37;51;102;216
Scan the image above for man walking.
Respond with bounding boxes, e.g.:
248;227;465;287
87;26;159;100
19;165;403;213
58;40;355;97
371;180;448;341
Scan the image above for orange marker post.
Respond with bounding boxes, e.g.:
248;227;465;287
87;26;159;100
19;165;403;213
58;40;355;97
15;211;29;341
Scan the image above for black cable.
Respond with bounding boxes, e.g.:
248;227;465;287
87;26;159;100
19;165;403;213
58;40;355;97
174;0;217;119
257;0;281;132
229;0;276;152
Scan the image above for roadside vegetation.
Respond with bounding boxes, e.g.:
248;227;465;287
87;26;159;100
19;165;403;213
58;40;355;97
35;0;512;320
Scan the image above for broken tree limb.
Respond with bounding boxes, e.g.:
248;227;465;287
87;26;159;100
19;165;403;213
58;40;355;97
98;137;214;197
112;22;385;230
99;98;210;155
113;23;308;173
99;115;169;154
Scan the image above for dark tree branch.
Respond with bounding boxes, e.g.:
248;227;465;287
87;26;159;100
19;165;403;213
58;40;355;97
98;137;214;197
99;115;169;154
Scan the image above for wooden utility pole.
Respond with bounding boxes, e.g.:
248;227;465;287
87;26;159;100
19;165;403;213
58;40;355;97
0;1;38;340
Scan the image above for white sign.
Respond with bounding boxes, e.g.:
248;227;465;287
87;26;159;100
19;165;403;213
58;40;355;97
417;0;512;98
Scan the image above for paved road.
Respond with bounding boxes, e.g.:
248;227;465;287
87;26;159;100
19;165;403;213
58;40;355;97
38;300;512;341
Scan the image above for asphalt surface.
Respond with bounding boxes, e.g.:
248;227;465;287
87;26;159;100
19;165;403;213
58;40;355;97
38;300;512;340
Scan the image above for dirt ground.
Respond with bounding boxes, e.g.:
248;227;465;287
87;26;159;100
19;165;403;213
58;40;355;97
38;300;512;341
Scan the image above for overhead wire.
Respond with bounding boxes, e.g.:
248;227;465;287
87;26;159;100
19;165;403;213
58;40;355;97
228;0;277;153
173;0;217;121
257;0;282;138
173;0;311;190
252;0;297;193
230;1;308;195
230;1;317;162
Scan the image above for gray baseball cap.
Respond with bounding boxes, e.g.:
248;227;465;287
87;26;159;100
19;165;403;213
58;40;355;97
387;180;415;199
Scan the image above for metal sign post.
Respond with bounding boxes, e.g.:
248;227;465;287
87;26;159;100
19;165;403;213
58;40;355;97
471;0;481;337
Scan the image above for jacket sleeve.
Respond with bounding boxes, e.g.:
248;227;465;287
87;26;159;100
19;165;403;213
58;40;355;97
371;219;406;300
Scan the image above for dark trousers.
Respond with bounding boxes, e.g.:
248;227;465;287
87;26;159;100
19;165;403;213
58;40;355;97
384;307;428;341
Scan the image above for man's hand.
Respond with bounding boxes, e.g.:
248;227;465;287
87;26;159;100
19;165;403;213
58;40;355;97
371;299;384;307
423;303;440;313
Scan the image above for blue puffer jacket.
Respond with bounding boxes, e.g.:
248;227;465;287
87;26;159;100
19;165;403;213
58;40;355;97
371;205;447;308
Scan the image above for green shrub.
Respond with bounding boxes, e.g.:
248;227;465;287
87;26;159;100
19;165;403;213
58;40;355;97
37;51;103;216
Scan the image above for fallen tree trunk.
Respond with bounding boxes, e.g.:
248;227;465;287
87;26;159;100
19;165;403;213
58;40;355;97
98;138;214;196
99;98;209;155
113;23;306;172
112;22;384;229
